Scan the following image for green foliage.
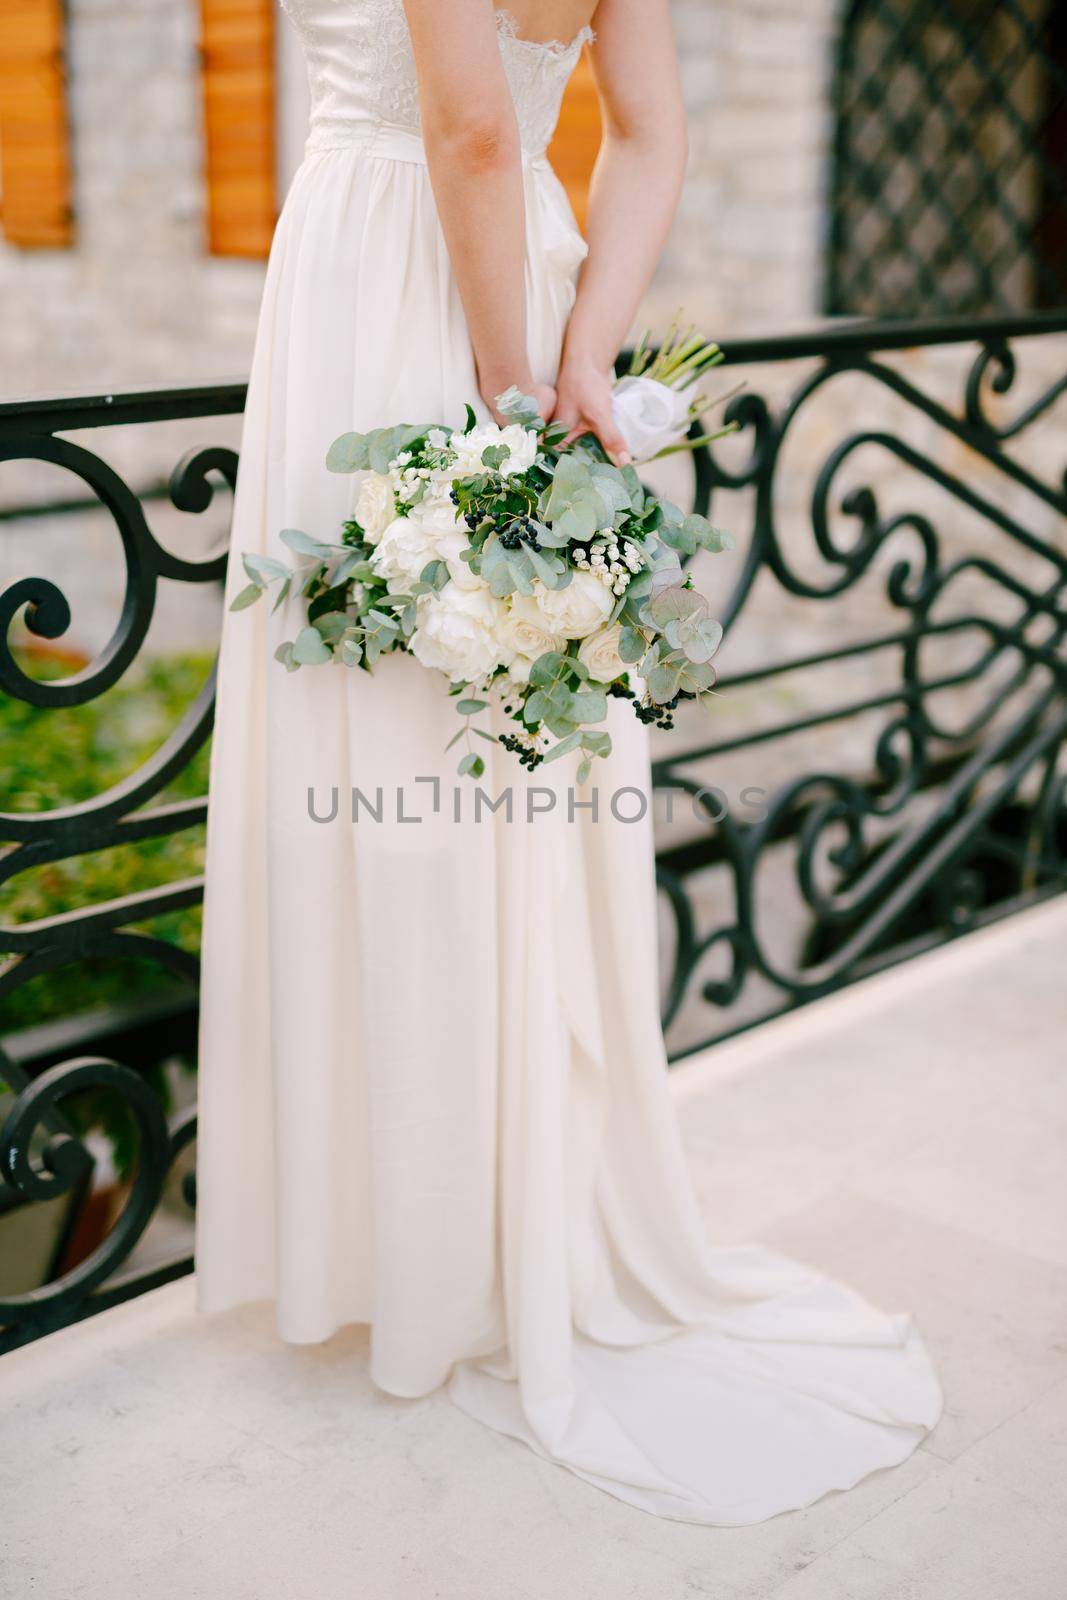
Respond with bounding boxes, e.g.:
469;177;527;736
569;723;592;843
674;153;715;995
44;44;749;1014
233;369;732;778
0;649;212;1031
326;423;432;475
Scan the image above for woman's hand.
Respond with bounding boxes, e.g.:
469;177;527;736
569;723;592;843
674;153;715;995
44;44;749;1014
552;359;631;466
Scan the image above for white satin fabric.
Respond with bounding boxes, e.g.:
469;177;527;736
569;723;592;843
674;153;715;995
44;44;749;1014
195;0;941;1524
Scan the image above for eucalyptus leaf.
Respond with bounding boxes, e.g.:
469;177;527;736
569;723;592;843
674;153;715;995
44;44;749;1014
581;729;612;757
528;652;568;689
326;423;430;475
505;546;537;597
313;611;350;642
242;552;290;586
648;661;683;704
281;528;340;560
230;582;263;612
525;544;566;590
571;687;608;724
542;730;582;764
292;626;332;666
495;386;542;426
333;549;369;586
618;624;646;663
480;538;519;599
419;558;450;590
588;464;632;514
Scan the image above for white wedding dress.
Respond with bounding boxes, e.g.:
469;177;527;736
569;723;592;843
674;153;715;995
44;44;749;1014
195;0;941;1524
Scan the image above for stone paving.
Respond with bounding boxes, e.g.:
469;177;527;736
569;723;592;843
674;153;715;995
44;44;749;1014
2;897;1066;1599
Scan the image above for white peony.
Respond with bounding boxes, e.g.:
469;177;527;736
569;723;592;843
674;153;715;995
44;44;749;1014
372;514;439;594
448;423;538;480
497;591;567;676
577;623;629;684
534;571;614;640
409;585;508;683
353;471;395;544
404;491;480;589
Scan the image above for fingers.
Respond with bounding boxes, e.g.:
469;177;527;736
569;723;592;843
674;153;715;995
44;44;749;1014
587;405;632;468
551;395;578;429
552;395;631;466
532;383;557;421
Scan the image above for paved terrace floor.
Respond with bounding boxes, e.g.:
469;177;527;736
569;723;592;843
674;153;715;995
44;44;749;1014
3;897;1066;1600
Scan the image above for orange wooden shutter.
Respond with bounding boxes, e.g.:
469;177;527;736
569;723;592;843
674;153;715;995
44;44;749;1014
199;0;277;258
0;0;74;249
548;49;602;231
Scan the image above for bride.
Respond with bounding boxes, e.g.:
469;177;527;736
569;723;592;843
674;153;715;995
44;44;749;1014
195;0;940;1524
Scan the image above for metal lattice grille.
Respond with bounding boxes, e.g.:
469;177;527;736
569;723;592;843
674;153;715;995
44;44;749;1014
827;0;1067;317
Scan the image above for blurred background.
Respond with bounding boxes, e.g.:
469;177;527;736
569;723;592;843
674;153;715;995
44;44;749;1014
1;0;1065;395
0;1;1065;1347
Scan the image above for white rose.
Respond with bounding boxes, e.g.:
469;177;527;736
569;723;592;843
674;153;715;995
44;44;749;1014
535;571;614;640
354;471;395;544
576;623;628;684
497;592;567;674
371;514;438;594
611;375;695;464
409;586;508;683
448;422;538;480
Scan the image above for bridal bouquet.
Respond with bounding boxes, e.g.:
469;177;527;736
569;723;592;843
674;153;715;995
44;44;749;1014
233;328;735;780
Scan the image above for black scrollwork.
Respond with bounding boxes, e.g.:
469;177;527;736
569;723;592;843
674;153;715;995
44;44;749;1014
1;390;242;1348
3;326;1067;1346
656;325;1067;1044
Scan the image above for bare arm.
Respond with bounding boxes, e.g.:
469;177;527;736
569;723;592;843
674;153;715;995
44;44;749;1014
402;0;554;420
553;0;688;459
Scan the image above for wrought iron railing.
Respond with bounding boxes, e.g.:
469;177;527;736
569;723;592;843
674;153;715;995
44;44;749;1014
2;313;1066;1348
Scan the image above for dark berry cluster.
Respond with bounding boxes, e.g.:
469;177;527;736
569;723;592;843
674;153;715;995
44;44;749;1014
634;687;697;731
636;691;683;729
635;701;674;729
607;680;635;700
499;733;544;770
499;516;540;551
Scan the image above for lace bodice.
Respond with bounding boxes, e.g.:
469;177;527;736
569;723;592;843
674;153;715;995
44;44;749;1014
280;0;593;157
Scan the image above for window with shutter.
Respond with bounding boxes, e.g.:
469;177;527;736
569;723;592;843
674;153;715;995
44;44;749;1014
199;0;277;258
0;0;74;250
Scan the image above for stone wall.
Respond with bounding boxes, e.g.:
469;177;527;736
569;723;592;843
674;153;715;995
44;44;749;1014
0;0;264;399
0;0;844;405
653;0;842;337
